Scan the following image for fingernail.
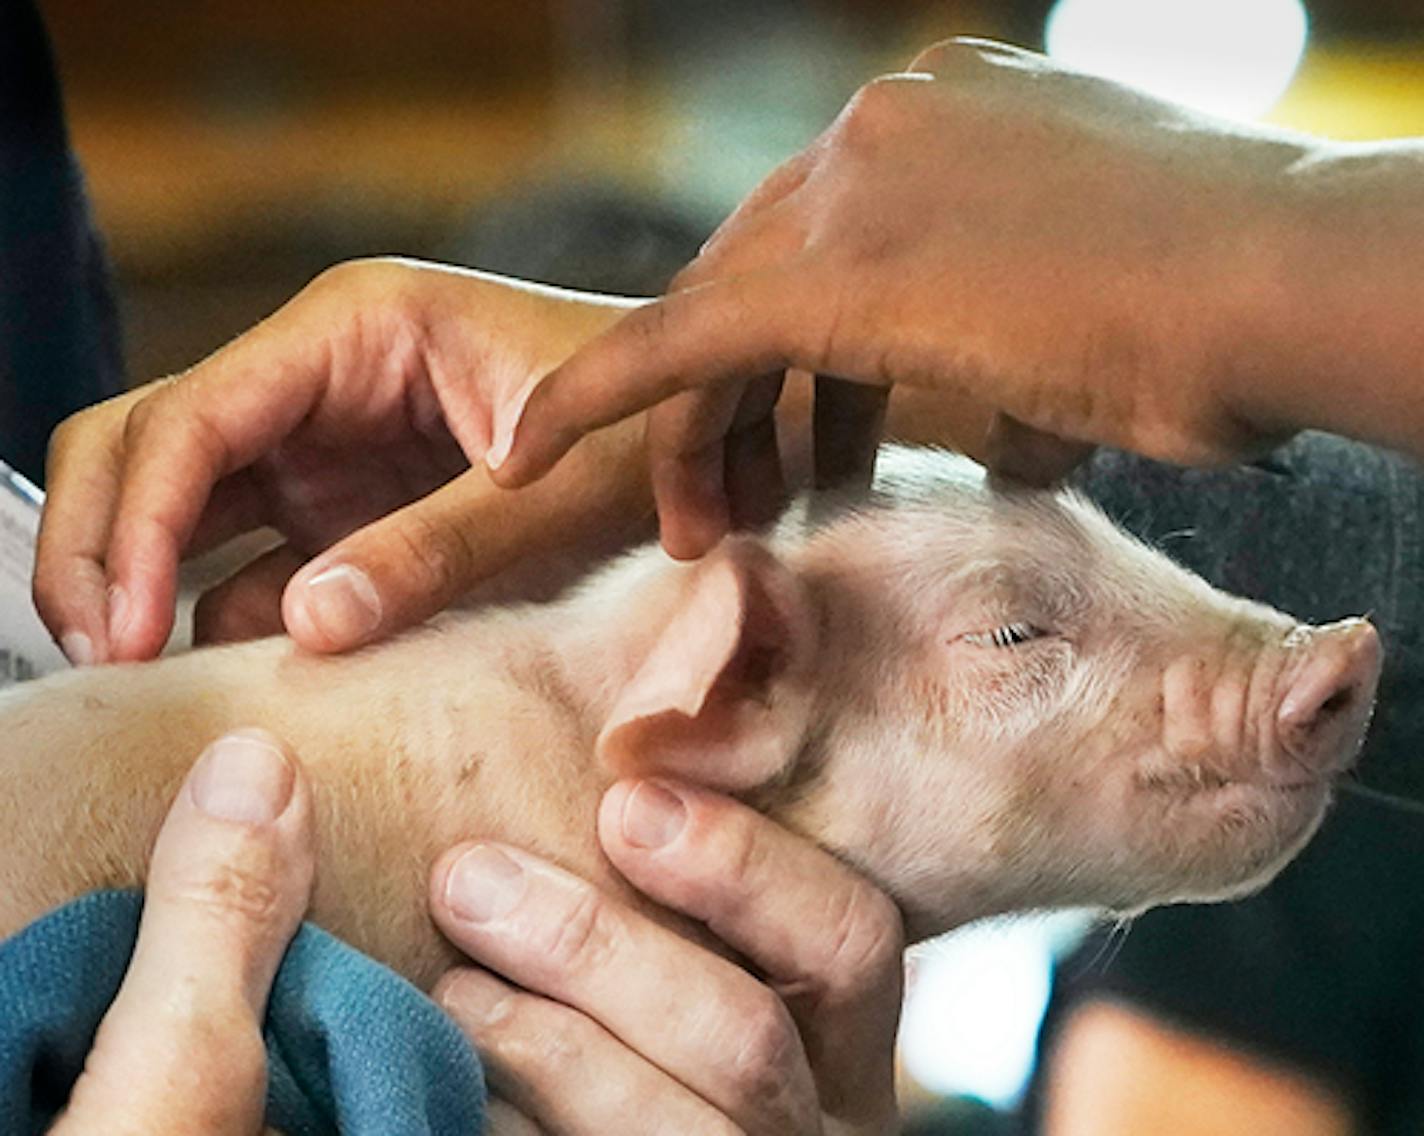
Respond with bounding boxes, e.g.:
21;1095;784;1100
190;730;294;824
621;781;686;849
485;376;538;472
437;972;514;1027
445;844;526;923
60;631;93;667
301;564;382;645
106;584;130;645
484;423;514;472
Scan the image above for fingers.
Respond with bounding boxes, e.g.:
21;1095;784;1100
698;149;816;262
103;350;327;660
282;413;651;652
279;469;523;652
192;545;306;646
435;968;735;1136
644;387;741;560
813;376;888;493
34;388;147;664
982;412;1096;485
489;268;821;490
723;374;790;533
56;730;316;1136
598;780;904;1128
484;1097;545;1136
429;843;820;1134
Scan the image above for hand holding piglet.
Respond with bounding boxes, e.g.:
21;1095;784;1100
52;730;315;1135
434;781;902;1135
34;259;651;664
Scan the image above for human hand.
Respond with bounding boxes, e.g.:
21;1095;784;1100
428;781;904;1135
34;259;649;663
490;38;1313;557
52;729;314;1135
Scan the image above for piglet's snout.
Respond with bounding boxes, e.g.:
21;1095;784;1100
1273;618;1381;779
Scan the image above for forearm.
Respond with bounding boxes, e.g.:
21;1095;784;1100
1042;1000;1354;1136
1228;140;1424;459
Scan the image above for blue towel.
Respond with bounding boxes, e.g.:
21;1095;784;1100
0;890;486;1135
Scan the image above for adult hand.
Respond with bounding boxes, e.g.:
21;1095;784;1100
429;780;904;1135
490;37;1314;557
54;729;315;1134
34;259;648;664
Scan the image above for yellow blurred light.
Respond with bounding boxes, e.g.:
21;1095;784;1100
1045;0;1309;120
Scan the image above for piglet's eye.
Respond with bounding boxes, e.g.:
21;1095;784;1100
963;622;1046;648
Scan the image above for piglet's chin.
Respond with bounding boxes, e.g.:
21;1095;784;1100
1127;766;1336;909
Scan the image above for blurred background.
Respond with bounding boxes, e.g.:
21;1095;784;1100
45;0;1424;383
35;1;1424;1131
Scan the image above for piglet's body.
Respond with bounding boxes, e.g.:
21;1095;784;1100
0;449;1380;988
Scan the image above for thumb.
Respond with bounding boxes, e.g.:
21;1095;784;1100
55;730;315;1136
981;412;1096;486
281;471;502;652
282;423;651;653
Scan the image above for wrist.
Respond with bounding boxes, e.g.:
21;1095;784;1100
1222;139;1424;455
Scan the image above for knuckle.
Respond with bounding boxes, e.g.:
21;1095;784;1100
837;75;912;144
817;880;904;1000
724;993;807;1115
46;408;87;456
492;1006;588;1079
531;885;621;979
712;807;773;901
731;991;799;1074
121;392;157;450
167;860;285;930
389;510;479;601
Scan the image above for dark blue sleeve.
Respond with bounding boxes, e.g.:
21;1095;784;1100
0;0;124;486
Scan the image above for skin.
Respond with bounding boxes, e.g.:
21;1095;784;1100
35;34;1424;1129
30;263;900;1135
488;38;1424;558
53;730;317;1136
1041;1001;1352;1136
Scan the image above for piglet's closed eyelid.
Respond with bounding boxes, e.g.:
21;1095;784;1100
955;622;1051;648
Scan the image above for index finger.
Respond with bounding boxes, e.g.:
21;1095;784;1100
597;780;904;1127
488;268;816;490
101;319;337;660
34;387;146;663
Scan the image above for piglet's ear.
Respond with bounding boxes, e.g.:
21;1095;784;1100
596;539;819;793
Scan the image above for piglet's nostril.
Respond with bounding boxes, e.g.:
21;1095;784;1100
1280;678;1356;742
1275;618;1381;770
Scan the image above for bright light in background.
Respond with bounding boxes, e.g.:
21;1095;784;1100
899;914;1091;1108
1045;0;1309;120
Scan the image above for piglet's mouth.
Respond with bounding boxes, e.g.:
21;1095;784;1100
1135;766;1335;798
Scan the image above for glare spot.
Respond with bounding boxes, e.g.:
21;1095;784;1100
899;913;1091;1107
1045;0;1309;120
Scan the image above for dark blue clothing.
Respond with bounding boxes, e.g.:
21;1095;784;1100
1;0;123;484
0;890;487;1136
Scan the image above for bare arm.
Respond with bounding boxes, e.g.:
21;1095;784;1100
1041;1000;1353;1136
1231;142;1424;461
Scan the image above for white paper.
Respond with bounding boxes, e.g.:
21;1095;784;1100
0;459;67;684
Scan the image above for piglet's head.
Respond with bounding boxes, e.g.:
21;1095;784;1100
786;450;1382;942
591;449;1381;945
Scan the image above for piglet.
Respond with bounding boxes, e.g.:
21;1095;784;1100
0;448;1380;987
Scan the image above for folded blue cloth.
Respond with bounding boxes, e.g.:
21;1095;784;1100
0;890;486;1135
